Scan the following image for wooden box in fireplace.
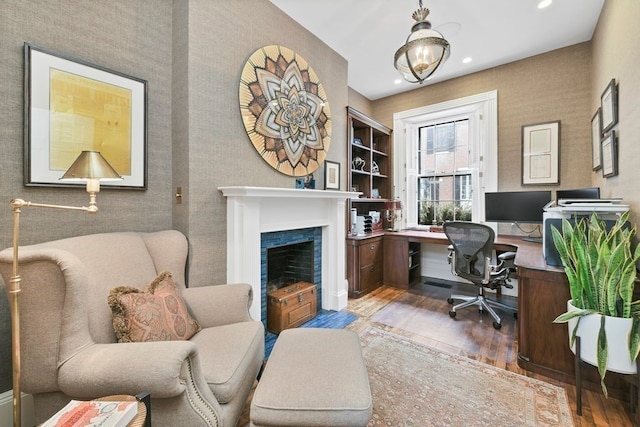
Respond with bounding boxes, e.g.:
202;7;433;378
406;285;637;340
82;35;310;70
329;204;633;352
267;281;317;334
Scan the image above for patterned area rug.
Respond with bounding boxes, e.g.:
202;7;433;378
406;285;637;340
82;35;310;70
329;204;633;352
361;327;574;426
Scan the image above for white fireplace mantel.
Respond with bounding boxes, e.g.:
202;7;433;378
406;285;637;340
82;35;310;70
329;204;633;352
219;186;356;321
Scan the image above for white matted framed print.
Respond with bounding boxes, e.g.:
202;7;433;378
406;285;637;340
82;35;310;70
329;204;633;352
522;121;560;185
591;109;602;171
24;43;147;189
324;160;340;190
601;131;617;178
600;79;618;134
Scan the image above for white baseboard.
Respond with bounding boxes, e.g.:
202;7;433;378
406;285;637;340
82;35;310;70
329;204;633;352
0;390;36;427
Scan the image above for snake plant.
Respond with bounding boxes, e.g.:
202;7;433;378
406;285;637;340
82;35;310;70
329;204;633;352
551;211;640;397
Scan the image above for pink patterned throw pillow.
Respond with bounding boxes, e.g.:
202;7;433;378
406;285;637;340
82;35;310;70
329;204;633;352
108;271;201;343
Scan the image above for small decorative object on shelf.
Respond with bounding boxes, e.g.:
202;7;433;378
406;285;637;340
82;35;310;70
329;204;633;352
371;160;380;174
384;198;403;231
353;137;363;145
352;157;365;171
295;174;315;189
41;398;138;427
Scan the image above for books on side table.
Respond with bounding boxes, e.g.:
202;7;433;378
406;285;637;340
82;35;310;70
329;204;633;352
41;398;138;427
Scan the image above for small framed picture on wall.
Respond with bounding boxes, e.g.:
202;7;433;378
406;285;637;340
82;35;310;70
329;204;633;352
324;160;340;190
601;131;617;178
591;109;602;171
600;79;618;134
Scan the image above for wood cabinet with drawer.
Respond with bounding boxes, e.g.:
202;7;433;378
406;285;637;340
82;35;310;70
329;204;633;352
346;235;383;298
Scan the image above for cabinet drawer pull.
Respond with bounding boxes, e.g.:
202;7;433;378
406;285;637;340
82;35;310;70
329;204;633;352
370;245;376;250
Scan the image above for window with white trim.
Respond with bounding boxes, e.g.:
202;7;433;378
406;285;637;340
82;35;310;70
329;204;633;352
392;91;498;230
418;119;472;224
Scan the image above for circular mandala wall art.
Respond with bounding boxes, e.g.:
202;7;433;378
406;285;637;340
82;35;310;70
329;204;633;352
239;45;331;176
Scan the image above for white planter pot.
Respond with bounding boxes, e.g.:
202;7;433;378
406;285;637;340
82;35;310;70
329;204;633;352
567;300;637;374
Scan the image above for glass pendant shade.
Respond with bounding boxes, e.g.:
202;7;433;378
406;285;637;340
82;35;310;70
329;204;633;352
394;4;450;84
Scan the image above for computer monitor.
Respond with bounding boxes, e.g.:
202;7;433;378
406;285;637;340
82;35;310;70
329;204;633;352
485;190;552;224
556;187;600;201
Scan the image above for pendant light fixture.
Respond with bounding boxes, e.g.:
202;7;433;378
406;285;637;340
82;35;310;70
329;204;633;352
394;0;450;84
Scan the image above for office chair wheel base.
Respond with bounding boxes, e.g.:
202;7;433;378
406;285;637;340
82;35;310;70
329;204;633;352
449;310;456;318
447;298;454;304
493;321;502;330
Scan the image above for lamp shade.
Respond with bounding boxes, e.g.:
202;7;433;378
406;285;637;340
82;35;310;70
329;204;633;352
60;151;122;181
394;4;450;84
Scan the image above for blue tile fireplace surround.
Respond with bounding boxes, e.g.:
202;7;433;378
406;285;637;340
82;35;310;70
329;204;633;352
260;227;322;327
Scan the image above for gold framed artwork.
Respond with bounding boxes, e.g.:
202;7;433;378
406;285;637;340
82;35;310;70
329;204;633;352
239;45;331;177
24;43;147;189
521;121;560;185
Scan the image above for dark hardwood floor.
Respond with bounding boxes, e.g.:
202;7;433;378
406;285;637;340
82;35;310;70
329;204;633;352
345;282;637;427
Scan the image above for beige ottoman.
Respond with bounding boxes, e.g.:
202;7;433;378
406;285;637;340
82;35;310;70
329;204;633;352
250;328;372;427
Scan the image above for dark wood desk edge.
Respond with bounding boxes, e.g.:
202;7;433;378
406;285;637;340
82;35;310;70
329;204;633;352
380;229;563;274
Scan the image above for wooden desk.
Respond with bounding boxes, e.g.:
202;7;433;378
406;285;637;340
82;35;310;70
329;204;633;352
379;229;630;398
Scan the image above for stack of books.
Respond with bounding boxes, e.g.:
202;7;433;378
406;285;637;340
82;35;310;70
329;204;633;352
41;398;138;427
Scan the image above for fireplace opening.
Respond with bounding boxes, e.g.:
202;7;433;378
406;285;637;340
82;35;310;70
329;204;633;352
260;227;322;329
266;241;314;292
265;240;317;334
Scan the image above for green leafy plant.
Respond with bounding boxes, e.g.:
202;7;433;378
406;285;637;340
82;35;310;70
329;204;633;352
551;211;640;396
418;202;472;225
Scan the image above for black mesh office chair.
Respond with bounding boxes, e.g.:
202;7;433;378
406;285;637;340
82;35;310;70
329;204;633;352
443;221;517;330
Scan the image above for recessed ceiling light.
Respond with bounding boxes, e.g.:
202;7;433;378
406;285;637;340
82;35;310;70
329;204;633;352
462;57;472;64
538;0;552;9
394;79;403;85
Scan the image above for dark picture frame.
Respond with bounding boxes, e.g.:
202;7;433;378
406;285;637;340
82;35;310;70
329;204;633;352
324;160;340;190
591;108;602;171
521;121;560;185
601;131;617;178
600;79;618;134
24;43;147;189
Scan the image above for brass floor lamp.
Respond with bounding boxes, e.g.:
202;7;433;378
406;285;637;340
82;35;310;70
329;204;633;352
8;151;121;427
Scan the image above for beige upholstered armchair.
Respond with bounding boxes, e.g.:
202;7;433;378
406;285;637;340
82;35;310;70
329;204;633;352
0;230;265;427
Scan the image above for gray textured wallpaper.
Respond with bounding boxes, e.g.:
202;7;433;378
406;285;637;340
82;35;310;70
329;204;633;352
0;0;349;394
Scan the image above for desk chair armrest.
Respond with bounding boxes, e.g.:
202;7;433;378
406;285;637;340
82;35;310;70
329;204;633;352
498;251;516;262
58;341;200;399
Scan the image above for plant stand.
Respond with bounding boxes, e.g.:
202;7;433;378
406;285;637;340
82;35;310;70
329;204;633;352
575;336;640;425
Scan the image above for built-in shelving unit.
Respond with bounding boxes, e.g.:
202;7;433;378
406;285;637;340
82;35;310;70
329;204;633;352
408;242;421;285
382;234;422;289
345;107;393;298
347;107;392;225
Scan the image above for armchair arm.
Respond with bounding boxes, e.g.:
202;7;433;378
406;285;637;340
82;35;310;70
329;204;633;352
58;341;201;399
182;283;254;327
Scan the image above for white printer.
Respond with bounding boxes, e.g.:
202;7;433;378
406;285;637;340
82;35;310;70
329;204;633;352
543;198;629;266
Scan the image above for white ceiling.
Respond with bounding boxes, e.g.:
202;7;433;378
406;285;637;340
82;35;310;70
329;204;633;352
269;0;605;100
